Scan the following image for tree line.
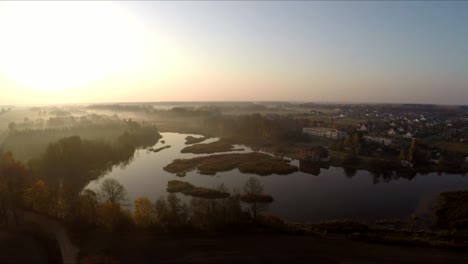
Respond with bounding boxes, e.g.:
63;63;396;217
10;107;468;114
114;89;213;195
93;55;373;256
0;149;278;234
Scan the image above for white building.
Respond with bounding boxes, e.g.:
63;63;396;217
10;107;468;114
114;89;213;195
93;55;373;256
387;128;396;136
357;124;367;132
363;135;393;146
303;127;347;140
404;132;413;139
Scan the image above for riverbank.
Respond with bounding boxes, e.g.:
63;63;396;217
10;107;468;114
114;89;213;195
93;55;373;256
76;231;468;264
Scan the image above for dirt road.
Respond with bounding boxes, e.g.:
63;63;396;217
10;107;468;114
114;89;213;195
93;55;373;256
23;211;78;264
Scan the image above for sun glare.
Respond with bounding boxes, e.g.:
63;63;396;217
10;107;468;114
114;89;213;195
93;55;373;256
0;2;149;92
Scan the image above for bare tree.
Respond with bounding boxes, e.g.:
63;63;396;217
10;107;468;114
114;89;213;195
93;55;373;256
99;178;128;205
241;177;273;220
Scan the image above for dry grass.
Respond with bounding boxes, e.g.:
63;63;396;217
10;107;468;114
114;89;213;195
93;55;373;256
164;152;298;176
166;180;230;199
180;139;242;154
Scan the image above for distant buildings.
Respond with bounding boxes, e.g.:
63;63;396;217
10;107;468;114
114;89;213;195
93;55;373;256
363;135;393;146
302;127;347;140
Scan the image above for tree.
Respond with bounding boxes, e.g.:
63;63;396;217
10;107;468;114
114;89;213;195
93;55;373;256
69;189;99;228
352;134;361;155
407;139;416;162
154;194;188;230
134;197;155;228
24;180;51;215
241;177;273;220
99;178;128;205
399;148;407;160
97;201;124;231
0;152;31;224
7;122;16;133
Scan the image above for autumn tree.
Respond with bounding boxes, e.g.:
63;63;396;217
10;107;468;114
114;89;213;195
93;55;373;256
134;197;156;228
407;139;416;162
24;180;51;215
97;201;123;231
68;189;99;228
0;152;31;224
399;148;407;160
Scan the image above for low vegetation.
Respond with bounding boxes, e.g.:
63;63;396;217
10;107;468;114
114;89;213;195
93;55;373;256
292;218;468;249
167;180;230;199
164;152;298;176
149;145;171;153
184;135;208;145
180;139;242;154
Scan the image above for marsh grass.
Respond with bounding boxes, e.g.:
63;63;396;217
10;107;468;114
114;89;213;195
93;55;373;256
167;180;230;199
180;139;242;154
164;152;298;176
149;145;171;153
184;136;208;145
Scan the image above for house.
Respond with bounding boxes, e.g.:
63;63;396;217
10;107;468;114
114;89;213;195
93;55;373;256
357;124;367;132
404;132;412;139
387;128;396;136
303;127;347;140
426;122;435;127
390;122;396;127
363;135;393;146
401;160;413;167
297;146;329;162
397;127;405;133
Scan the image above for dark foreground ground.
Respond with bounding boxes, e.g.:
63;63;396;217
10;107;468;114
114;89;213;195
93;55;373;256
78;233;468;264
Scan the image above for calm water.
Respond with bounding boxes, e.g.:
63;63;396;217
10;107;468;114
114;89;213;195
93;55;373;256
86;132;468;223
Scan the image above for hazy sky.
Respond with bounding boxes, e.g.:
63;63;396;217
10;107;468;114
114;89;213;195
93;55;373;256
0;1;467;105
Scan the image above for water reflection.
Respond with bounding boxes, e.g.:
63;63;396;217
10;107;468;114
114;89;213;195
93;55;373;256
86;132;468;223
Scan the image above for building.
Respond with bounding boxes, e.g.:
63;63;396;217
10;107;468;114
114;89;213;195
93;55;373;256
303;127;347;140
297;146;329;162
357;124;367;132
387;128;396;136
363;135;393;146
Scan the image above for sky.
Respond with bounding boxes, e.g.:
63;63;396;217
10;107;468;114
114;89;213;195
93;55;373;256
0;1;467;105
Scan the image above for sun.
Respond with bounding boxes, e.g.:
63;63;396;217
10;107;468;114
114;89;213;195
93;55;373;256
0;2;149;92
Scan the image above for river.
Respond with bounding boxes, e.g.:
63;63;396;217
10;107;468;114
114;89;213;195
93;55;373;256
86;132;468;223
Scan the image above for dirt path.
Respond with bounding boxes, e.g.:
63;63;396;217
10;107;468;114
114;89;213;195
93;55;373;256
23;211;78;264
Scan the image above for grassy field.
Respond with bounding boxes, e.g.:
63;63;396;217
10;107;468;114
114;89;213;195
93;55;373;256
420;135;468;154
